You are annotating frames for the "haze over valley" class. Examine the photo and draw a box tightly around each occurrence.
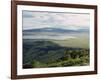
[22,11,90,68]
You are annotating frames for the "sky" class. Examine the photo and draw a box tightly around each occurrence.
[22,10,90,30]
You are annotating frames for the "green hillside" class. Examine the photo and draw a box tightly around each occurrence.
[23,40,89,69]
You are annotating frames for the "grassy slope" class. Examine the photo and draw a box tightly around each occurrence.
[51,37,89,49]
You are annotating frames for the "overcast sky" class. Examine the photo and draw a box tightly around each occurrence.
[22,11,90,30]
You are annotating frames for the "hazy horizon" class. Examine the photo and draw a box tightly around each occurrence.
[22,11,90,40]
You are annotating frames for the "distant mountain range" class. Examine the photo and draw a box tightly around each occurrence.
[23,28,89,33]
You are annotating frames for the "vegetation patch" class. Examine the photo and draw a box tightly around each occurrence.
[23,40,89,69]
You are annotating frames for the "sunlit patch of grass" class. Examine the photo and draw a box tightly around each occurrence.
[51,37,89,49]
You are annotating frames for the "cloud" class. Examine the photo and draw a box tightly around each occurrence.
[22,11,90,30]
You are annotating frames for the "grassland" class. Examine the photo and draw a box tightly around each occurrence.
[52,36,89,49]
